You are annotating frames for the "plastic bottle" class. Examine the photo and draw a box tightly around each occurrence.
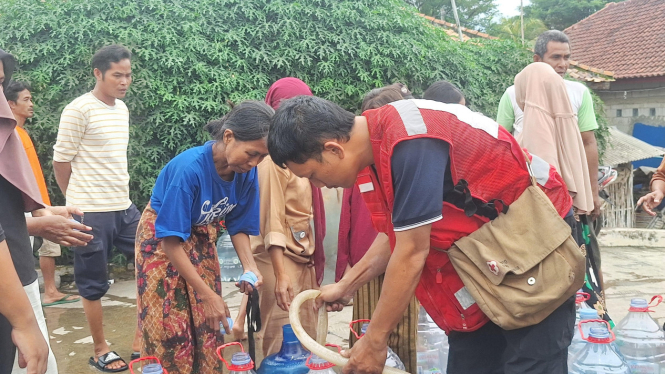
[574,291,592,326]
[217,232,243,282]
[569,308,621,361]
[354,320,406,370]
[417,305,448,374]
[569,322,631,374]
[257,324,310,374]
[614,297,665,373]
[217,341,257,374]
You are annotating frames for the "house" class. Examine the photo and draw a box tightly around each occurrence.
[565,0,665,134]
[419,13,616,85]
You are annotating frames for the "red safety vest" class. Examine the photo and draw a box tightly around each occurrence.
[357,100,572,333]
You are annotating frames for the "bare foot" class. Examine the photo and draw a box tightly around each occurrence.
[42,291,80,305]
[93,345,127,371]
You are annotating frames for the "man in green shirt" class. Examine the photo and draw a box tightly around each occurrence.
[496,30,602,219]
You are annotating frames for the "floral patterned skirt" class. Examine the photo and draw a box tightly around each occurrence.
[135,204,223,374]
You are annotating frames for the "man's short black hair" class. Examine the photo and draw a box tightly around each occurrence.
[268,96,355,167]
[92,45,131,75]
[4,81,31,102]
[423,80,465,104]
[534,30,569,58]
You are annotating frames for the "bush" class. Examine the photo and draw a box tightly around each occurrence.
[0,0,605,208]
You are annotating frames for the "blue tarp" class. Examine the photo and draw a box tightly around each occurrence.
[632,123,665,168]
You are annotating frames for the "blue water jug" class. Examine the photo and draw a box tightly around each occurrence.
[257,324,310,374]
[614,296,665,373]
[217,232,243,282]
[569,321,631,374]
[217,341,257,374]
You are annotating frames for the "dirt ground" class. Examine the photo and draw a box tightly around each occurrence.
[36,245,665,373]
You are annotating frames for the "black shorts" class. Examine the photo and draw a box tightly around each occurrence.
[72,204,141,301]
[447,296,575,374]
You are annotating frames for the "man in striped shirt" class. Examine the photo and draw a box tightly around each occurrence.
[53,45,138,373]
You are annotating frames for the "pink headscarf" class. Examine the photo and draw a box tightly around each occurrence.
[265,77,313,110]
[265,78,326,286]
[0,91,44,211]
[515,62,594,213]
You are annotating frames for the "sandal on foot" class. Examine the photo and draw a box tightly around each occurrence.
[42,294,80,307]
[89,351,128,373]
[130,352,140,361]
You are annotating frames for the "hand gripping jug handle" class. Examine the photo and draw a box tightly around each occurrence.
[289,289,408,374]
[129,356,168,374]
[578,319,615,343]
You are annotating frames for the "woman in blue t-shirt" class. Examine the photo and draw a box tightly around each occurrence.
[135,101,272,374]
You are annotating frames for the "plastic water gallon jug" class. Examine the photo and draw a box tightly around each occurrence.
[614,296,665,373]
[417,305,448,374]
[351,320,406,370]
[569,308,604,359]
[217,342,257,374]
[129,356,168,374]
[575,291,592,326]
[305,345,339,374]
[217,232,243,282]
[257,324,310,374]
[569,321,631,374]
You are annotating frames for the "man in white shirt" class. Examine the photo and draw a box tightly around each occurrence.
[496,30,602,219]
[53,45,138,373]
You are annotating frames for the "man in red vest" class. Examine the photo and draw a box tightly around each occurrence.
[268,96,576,374]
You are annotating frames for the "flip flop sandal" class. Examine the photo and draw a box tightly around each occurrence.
[130,352,140,361]
[89,351,128,373]
[42,295,80,307]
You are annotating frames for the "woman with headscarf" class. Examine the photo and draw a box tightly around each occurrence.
[514,62,610,323]
[135,101,270,374]
[235,77,325,357]
[1,49,93,374]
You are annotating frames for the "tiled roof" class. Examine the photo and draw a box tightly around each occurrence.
[603,127,664,166]
[567,60,615,83]
[418,13,614,83]
[564,0,665,79]
[418,14,498,41]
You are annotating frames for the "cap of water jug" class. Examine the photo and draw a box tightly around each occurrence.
[579,320,615,344]
[576,291,590,304]
[588,327,612,343]
[306,354,335,370]
[231,352,252,366]
[142,364,164,374]
[630,298,649,309]
[216,342,255,371]
[579,309,600,320]
[627,295,663,312]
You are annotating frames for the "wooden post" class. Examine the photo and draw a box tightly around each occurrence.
[450,0,464,42]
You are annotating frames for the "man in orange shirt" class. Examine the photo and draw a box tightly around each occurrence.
[5,81,80,307]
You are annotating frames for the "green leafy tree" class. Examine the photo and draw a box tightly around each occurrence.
[0,0,604,211]
[488,17,548,47]
[406,0,499,31]
[525,0,613,30]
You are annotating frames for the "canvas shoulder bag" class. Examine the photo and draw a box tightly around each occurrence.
[445,156,585,330]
